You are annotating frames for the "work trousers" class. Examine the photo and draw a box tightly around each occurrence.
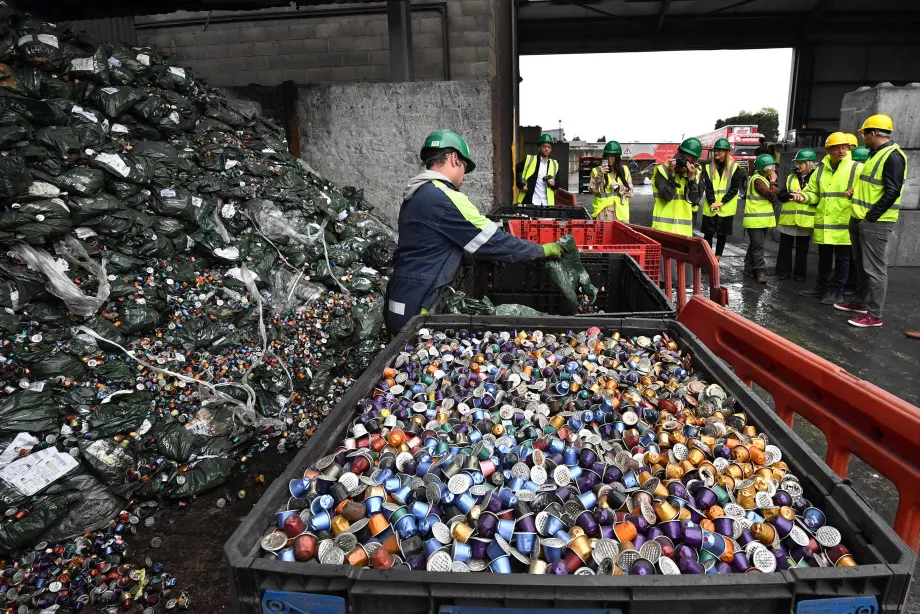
[702,230,728,257]
[851,217,894,318]
[815,244,850,297]
[743,228,768,274]
[775,234,810,279]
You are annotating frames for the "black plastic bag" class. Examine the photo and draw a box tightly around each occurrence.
[0,491,81,554]
[166,456,236,499]
[0,156,30,198]
[0,198,72,244]
[0,391,64,434]
[88,391,153,438]
[117,304,161,334]
[88,85,142,118]
[52,167,105,197]
[544,234,599,314]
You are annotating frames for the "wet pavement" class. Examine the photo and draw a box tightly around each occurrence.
[578,188,919,610]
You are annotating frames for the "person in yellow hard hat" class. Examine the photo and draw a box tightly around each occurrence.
[793,132,857,305]
[844,133,859,151]
[833,114,908,328]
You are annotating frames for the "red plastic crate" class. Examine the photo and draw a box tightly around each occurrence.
[507,219,661,282]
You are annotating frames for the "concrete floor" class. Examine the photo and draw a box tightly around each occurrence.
[577,187,920,610]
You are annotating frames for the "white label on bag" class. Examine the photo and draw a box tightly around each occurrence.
[17,35,32,46]
[0,433,39,468]
[74,227,97,239]
[72,105,99,123]
[224,159,238,170]
[95,152,130,177]
[28,182,60,197]
[214,246,240,260]
[221,202,236,218]
[168,111,181,124]
[111,123,129,134]
[107,56,122,67]
[168,66,186,78]
[159,188,177,198]
[36,34,58,48]
[0,447,78,496]
[70,56,96,72]
[136,53,150,66]
[101,86,119,94]
[191,196,203,208]
[262,148,276,154]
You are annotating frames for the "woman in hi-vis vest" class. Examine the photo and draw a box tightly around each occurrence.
[589,140,633,222]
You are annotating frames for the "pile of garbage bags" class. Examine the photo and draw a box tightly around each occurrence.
[0,3,396,582]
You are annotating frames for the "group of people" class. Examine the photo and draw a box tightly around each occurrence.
[385,118,908,335]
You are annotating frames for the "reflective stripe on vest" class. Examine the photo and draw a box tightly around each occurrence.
[743,174,776,229]
[518,155,558,205]
[651,163,694,237]
[851,143,907,222]
[810,156,858,244]
[702,160,739,218]
[591,165,631,222]
[779,173,817,229]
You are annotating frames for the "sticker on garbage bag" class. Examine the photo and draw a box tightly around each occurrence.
[0,433,40,469]
[168,66,186,78]
[159,188,177,198]
[191,196,203,208]
[28,182,60,198]
[220,202,236,218]
[214,247,240,260]
[168,111,181,125]
[36,34,59,48]
[74,227,97,239]
[107,56,122,67]
[70,56,98,72]
[111,123,129,134]
[95,153,130,178]
[225,159,239,170]
[0,447,78,496]
[136,53,150,66]
[100,87,119,94]
[71,105,99,123]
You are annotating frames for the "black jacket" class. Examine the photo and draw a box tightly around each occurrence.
[701,160,746,205]
[865,140,907,222]
[515,155,558,205]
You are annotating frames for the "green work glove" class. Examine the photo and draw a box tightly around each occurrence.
[542,242,564,259]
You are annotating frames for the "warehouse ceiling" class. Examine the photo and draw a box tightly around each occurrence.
[14,0,380,21]
[518,0,920,53]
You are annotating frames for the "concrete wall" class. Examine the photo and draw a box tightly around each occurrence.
[297,80,494,223]
[840,83,920,266]
[133,0,495,87]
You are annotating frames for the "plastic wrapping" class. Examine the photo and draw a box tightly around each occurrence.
[10,235,110,317]
[544,233,599,314]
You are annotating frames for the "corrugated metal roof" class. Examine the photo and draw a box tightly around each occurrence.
[61,16,138,46]
[17,0,381,21]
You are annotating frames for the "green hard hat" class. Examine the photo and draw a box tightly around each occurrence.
[539,133,554,145]
[603,140,622,156]
[713,138,731,151]
[794,148,817,163]
[678,137,703,158]
[421,129,476,172]
[754,153,777,171]
[851,146,870,162]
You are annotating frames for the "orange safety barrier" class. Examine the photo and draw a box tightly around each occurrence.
[678,295,920,552]
[628,224,729,311]
[553,189,578,207]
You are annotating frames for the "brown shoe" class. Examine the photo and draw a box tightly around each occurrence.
[756,271,767,284]
[906,331,920,340]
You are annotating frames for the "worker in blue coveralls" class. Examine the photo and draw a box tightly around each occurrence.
[385,129,565,334]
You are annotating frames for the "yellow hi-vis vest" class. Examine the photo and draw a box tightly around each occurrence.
[851,143,907,222]
[651,163,695,237]
[744,173,777,229]
[701,159,739,218]
[590,164,631,222]
[517,154,559,206]
[803,154,858,244]
[778,172,816,229]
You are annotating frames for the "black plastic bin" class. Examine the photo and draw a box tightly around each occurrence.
[488,203,591,222]
[468,253,674,317]
[224,315,915,614]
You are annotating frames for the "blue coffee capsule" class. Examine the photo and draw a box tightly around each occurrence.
[498,488,518,508]
[579,491,597,510]
[365,496,384,516]
[516,532,536,554]
[486,539,506,561]
[375,468,394,484]
[497,519,515,542]
[507,476,525,492]
[803,507,826,530]
[416,460,433,476]
[289,477,311,498]
[382,477,402,492]
[548,438,565,454]
[278,547,296,562]
[569,466,583,480]
[424,537,443,558]
[310,510,331,532]
[455,492,475,514]
[621,470,639,489]
[410,501,431,520]
[394,514,418,539]
[489,555,511,574]
[542,539,564,563]
[452,541,472,563]
[563,447,578,467]
[310,495,334,514]
[392,485,412,503]
[746,510,765,525]
[543,515,564,536]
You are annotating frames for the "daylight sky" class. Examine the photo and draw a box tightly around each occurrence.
[520,48,793,143]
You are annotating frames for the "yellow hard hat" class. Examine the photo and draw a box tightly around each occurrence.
[858,114,893,133]
[825,132,849,148]
[844,133,858,147]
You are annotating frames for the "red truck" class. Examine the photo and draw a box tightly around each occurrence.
[697,124,764,171]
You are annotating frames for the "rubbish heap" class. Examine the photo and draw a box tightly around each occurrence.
[264,326,855,574]
[0,6,395,610]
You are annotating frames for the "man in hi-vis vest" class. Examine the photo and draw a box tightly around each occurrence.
[516,134,559,207]
[832,114,908,328]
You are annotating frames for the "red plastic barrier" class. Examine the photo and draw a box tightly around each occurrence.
[678,295,920,552]
[507,220,661,282]
[554,189,577,207]
[628,224,729,311]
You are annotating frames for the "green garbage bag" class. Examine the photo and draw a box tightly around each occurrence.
[0,156,31,198]
[53,167,106,197]
[0,491,81,553]
[0,391,64,434]
[88,391,153,438]
[117,304,161,335]
[544,233,598,315]
[166,456,236,499]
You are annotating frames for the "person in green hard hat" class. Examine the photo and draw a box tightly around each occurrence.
[651,137,703,237]
[589,140,633,222]
[775,148,817,281]
[516,133,559,207]
[385,130,566,334]
[699,137,745,261]
[743,153,780,283]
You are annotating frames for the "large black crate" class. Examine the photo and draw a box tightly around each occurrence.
[469,253,674,317]
[488,203,591,222]
[224,315,914,614]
